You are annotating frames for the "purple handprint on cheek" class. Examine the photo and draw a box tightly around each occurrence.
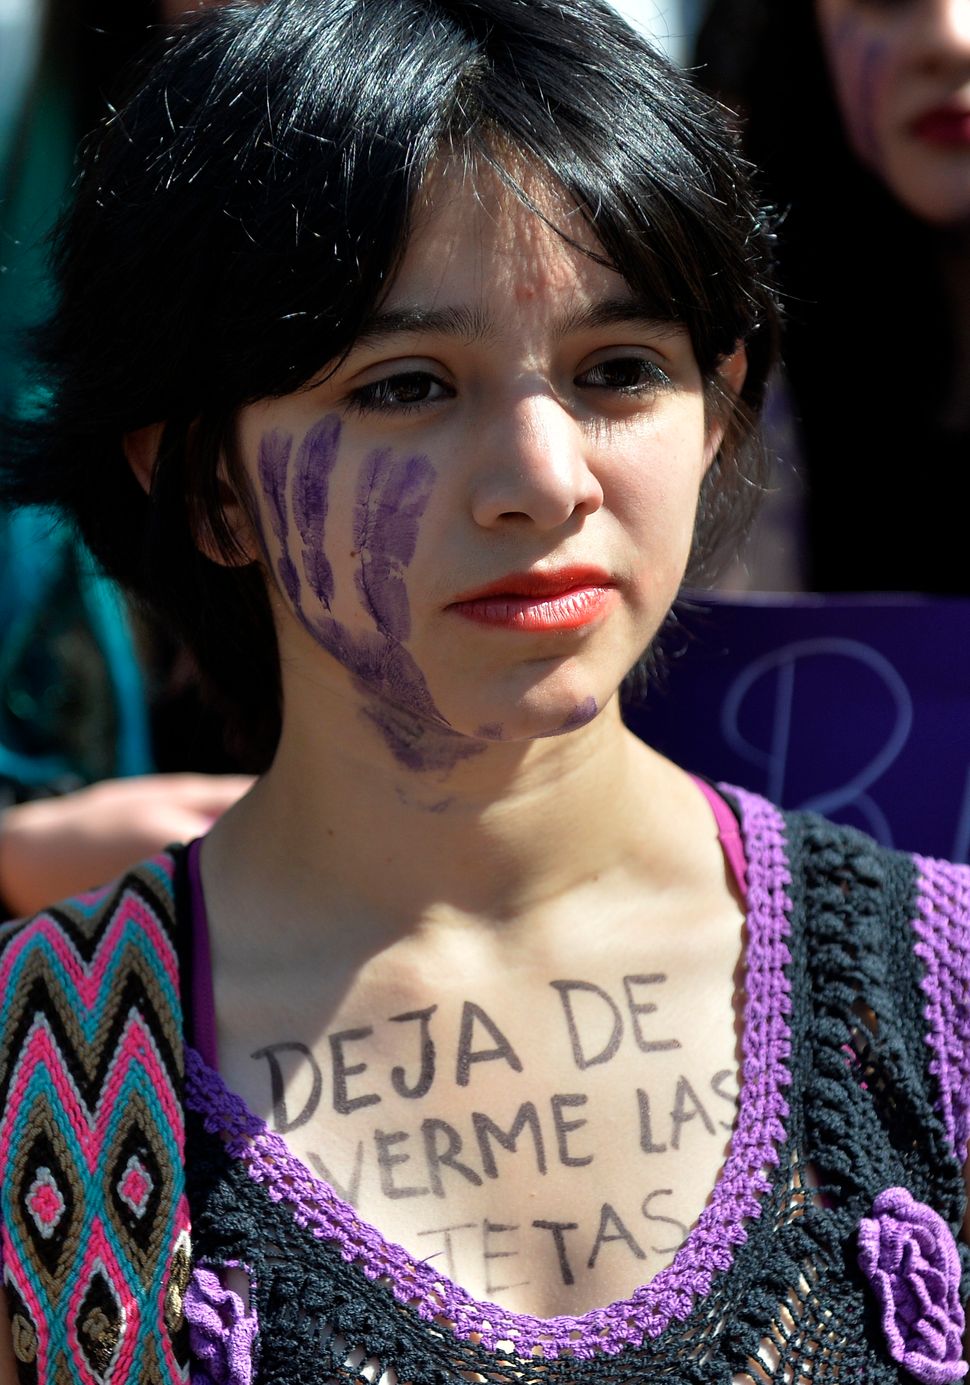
[828,16,891,169]
[256,430,300,607]
[258,416,483,773]
[257,417,342,611]
[292,414,340,609]
[353,446,436,641]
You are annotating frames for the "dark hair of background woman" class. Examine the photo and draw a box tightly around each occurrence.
[696,0,964,594]
[2,0,778,766]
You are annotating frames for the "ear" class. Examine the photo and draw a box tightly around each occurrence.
[122,421,259,567]
[704,343,748,468]
[203,466,262,567]
[123,422,165,494]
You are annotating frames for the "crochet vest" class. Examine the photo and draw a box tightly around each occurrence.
[1,793,969,1383]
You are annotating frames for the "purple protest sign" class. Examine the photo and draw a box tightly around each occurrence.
[624,594,970,861]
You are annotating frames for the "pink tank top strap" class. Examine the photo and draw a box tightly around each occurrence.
[689,773,748,901]
[186,780,748,1079]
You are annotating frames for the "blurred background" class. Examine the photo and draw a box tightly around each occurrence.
[0,0,252,916]
[607,0,710,64]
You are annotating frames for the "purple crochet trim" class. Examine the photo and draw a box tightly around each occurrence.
[184,1263,258,1385]
[858,1186,967,1384]
[183,786,793,1359]
[910,857,970,1159]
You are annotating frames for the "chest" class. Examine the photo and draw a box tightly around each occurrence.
[179,812,963,1383]
[214,937,742,1318]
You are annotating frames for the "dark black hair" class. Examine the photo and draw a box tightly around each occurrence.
[3,1,179,198]
[4,0,778,764]
[696,0,963,593]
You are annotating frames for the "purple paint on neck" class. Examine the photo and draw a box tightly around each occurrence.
[557,696,598,732]
[256,430,300,606]
[302,601,480,774]
[362,702,485,774]
[477,723,504,740]
[353,446,436,641]
[309,619,439,720]
[292,415,341,609]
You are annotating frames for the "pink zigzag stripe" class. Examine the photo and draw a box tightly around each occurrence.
[1,1014,182,1180]
[1,852,187,1376]
[1,1020,92,1165]
[97,1013,185,1147]
[67,1221,140,1384]
[71,852,176,915]
[64,880,121,914]
[0,894,180,1011]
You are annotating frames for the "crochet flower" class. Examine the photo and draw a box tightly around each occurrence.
[858,1187,967,1385]
[183,1265,257,1385]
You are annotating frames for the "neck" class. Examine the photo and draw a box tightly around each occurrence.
[206,694,696,940]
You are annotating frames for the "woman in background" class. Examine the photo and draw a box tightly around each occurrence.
[697,0,970,592]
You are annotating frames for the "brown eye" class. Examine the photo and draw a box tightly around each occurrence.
[348,371,453,413]
[576,356,672,392]
[381,374,435,404]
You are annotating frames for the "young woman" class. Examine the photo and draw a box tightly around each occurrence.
[0,2,967,1382]
[696,0,970,592]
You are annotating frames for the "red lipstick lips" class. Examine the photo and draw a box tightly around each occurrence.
[913,105,970,146]
[448,566,617,632]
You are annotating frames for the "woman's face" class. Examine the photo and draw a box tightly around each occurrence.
[236,167,735,770]
[816,0,970,225]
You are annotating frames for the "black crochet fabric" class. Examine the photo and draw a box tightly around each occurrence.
[183,809,970,1384]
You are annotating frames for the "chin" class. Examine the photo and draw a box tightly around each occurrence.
[897,191,970,226]
[441,687,608,746]
[427,639,641,747]
[886,157,970,226]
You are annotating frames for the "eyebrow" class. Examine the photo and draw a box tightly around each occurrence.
[353,296,677,348]
[354,304,496,346]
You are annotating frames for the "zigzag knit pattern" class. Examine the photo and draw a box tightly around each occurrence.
[0,855,191,1384]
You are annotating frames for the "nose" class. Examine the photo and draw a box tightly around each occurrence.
[469,392,605,531]
[914,0,970,71]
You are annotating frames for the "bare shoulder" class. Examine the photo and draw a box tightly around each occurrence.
[0,1289,18,1384]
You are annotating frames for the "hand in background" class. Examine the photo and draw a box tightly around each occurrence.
[0,773,253,917]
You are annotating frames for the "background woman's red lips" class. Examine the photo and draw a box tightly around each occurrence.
[913,107,970,144]
[450,566,614,603]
